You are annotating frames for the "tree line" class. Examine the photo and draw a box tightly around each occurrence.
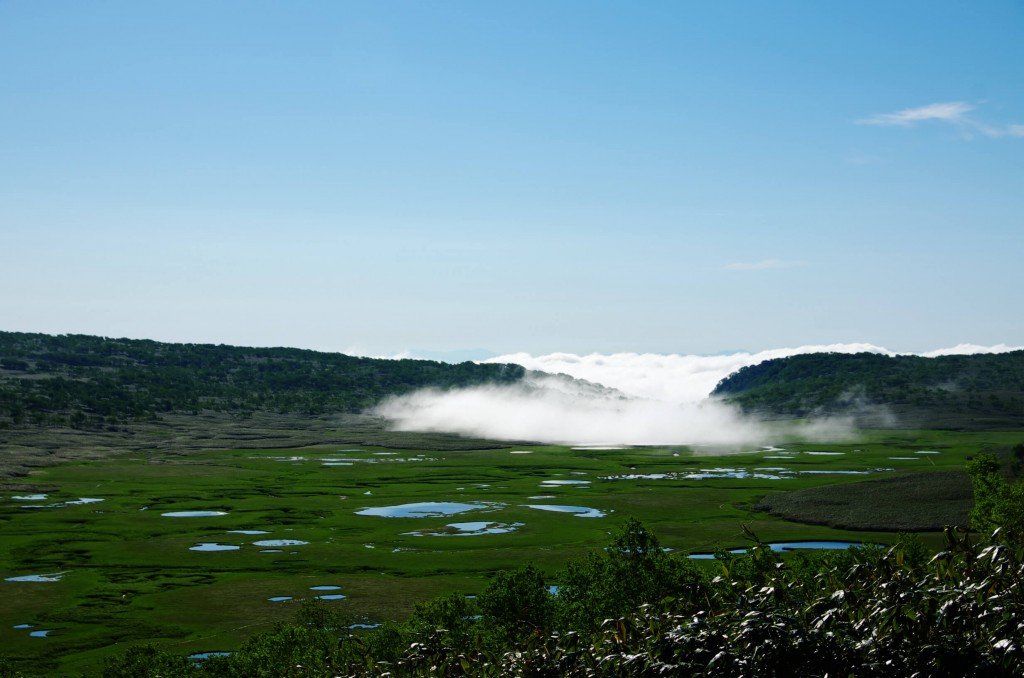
[713,351,1024,429]
[0,332,525,429]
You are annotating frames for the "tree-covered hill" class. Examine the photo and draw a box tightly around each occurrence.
[712,351,1024,429]
[0,331,525,430]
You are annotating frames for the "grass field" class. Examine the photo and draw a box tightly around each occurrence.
[2,428,1021,675]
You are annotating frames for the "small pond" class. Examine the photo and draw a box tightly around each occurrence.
[5,572,67,583]
[310,585,341,591]
[228,530,269,535]
[29,630,52,638]
[688,540,877,559]
[268,596,293,603]
[539,480,590,487]
[162,510,228,518]
[190,543,240,552]
[317,594,346,601]
[252,539,308,547]
[523,504,605,518]
[404,521,523,537]
[356,501,497,518]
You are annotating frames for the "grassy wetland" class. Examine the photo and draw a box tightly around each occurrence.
[2,427,1018,675]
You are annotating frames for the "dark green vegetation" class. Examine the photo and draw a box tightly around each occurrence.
[2,429,1022,675]
[714,350,1024,429]
[755,471,972,531]
[0,331,524,427]
[0,332,524,478]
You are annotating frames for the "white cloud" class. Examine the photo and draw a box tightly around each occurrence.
[858,101,973,126]
[485,344,892,403]
[858,101,1023,138]
[374,373,852,447]
[373,343,1021,446]
[722,259,804,271]
[919,343,1023,358]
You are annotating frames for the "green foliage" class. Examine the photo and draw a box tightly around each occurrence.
[102,645,192,677]
[966,452,1024,544]
[0,331,525,426]
[221,624,339,677]
[478,564,552,643]
[104,520,1024,676]
[713,350,1024,428]
[557,517,707,631]
[407,593,477,649]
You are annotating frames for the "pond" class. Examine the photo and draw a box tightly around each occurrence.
[268,596,292,603]
[688,540,877,559]
[189,543,240,552]
[317,594,346,601]
[310,585,341,591]
[252,539,308,547]
[539,480,590,487]
[5,572,67,583]
[228,530,269,535]
[29,630,52,638]
[356,501,497,518]
[523,504,606,518]
[162,510,228,518]
[404,521,523,537]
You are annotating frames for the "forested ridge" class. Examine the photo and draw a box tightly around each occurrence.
[713,351,1024,429]
[0,332,525,430]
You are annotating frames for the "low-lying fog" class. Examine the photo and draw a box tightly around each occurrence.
[373,343,1020,447]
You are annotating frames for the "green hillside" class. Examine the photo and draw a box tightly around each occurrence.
[0,331,525,431]
[713,351,1024,429]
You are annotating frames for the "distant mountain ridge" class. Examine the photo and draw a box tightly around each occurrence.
[712,350,1024,429]
[0,331,525,430]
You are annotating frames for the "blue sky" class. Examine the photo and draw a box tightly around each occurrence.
[2,2,1022,357]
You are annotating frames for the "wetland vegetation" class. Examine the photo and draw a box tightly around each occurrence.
[2,334,1024,675]
[2,428,1022,675]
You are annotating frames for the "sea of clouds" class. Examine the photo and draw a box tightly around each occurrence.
[373,343,1022,447]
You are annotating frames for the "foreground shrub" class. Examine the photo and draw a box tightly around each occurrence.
[104,522,1024,677]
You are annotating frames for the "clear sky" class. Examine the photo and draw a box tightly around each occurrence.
[2,2,1022,358]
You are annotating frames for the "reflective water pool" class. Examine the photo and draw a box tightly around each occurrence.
[162,510,228,518]
[189,543,240,552]
[356,501,497,518]
[688,540,876,559]
[404,521,524,537]
[523,504,605,518]
[5,572,67,583]
[252,539,308,547]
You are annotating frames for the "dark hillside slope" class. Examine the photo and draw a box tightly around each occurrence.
[0,331,525,430]
[713,351,1024,429]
